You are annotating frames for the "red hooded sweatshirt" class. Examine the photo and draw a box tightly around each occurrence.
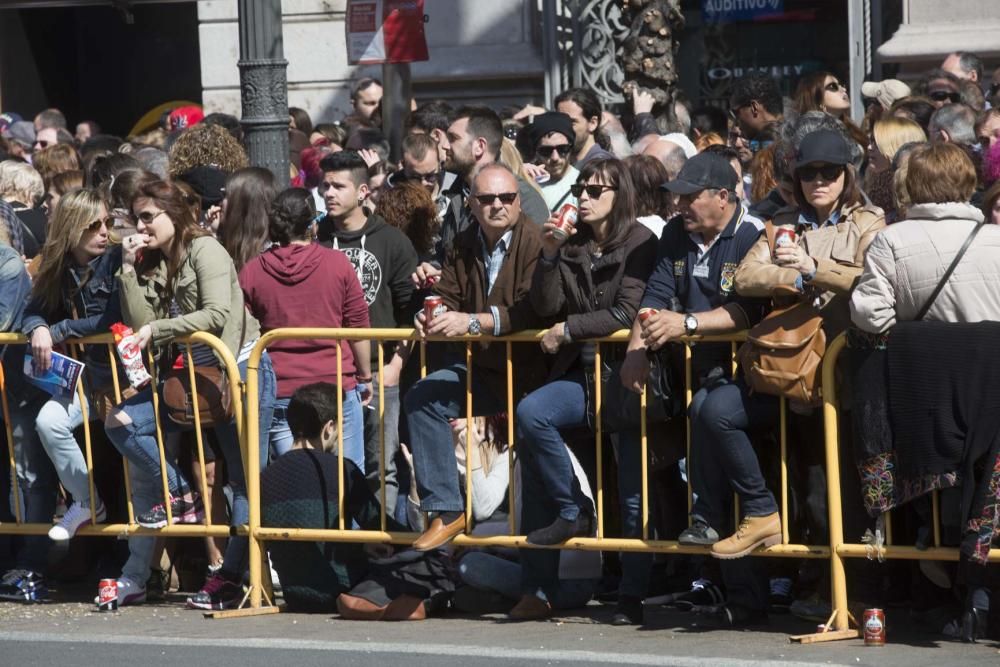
[240,243,370,398]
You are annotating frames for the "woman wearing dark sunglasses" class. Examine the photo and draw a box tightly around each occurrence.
[794,71,867,157]
[22,188,122,543]
[104,178,276,611]
[509,158,658,622]
[688,130,883,593]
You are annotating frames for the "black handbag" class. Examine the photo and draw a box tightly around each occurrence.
[586,346,684,433]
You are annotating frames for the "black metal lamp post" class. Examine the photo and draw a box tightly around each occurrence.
[237,0,289,188]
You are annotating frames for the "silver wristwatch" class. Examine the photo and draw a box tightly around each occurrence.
[468,315,482,335]
[683,313,699,335]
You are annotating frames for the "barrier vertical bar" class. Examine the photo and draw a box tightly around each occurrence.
[186,344,213,528]
[640,382,648,540]
[820,335,851,633]
[684,341,693,516]
[506,340,515,536]
[595,342,603,539]
[245,339,265,609]
[107,343,135,525]
[931,491,941,547]
[464,342,473,533]
[147,348,174,526]
[780,396,789,544]
[76,380,97,524]
[0,364,23,523]
[378,344,386,532]
[337,343,345,531]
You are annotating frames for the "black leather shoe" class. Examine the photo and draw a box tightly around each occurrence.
[526,514,593,546]
[610,594,643,626]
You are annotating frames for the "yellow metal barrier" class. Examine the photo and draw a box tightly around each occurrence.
[244,327,834,625]
[0,332,246,546]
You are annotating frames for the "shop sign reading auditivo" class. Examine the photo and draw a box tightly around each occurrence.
[702,0,784,23]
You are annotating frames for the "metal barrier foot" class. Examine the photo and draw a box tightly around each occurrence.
[204,586,282,619]
[788,609,860,644]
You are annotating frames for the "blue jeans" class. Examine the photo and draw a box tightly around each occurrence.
[106,352,277,578]
[363,372,400,512]
[688,378,779,530]
[403,363,504,513]
[269,388,364,471]
[514,373,593,522]
[460,551,594,610]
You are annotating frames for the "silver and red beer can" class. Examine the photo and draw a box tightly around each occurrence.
[863,608,885,646]
[637,307,658,324]
[423,295,446,325]
[552,203,578,241]
[97,578,118,612]
[774,227,797,249]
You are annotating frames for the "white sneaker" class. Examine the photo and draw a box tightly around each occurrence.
[92,575,146,606]
[49,501,106,541]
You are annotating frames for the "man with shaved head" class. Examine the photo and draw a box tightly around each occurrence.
[405,162,548,551]
[642,136,691,181]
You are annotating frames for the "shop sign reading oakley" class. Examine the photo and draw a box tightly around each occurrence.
[702,0,784,23]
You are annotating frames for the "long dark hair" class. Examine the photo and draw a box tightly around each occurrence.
[219,167,276,271]
[794,71,869,157]
[622,155,670,218]
[133,179,210,301]
[792,164,863,218]
[570,158,637,253]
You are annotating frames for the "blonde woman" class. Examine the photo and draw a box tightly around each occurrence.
[22,188,122,541]
[866,117,927,221]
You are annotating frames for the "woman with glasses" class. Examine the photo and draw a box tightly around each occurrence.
[22,188,122,542]
[794,72,868,155]
[104,178,276,611]
[685,129,884,622]
[510,158,658,621]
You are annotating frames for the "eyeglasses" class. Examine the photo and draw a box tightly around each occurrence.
[473,192,518,206]
[570,183,617,199]
[133,210,166,225]
[929,90,961,104]
[34,140,50,149]
[85,216,114,232]
[797,164,844,182]
[729,104,749,122]
[825,81,845,92]
[404,169,440,184]
[536,144,572,160]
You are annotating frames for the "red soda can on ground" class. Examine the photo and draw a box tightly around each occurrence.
[552,203,578,241]
[97,578,118,612]
[774,227,796,249]
[863,608,885,646]
[423,295,446,326]
[637,307,658,324]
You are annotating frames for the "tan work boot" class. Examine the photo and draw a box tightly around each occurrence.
[711,512,781,560]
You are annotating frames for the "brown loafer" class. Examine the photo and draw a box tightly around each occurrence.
[508,594,551,621]
[413,513,466,551]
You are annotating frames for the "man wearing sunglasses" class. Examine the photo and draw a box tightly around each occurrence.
[406,163,547,552]
[728,72,783,145]
[923,69,964,109]
[527,112,579,213]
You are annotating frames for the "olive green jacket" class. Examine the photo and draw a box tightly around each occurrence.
[118,235,260,363]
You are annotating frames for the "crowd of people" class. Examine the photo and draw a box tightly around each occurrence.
[0,52,999,639]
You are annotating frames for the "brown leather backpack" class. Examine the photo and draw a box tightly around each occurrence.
[737,223,827,406]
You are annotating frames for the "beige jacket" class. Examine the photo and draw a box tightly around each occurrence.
[735,202,885,335]
[850,202,1000,333]
[119,235,260,363]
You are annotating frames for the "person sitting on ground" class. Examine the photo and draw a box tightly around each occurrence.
[262,382,392,613]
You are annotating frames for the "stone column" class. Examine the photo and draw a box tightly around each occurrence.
[238,0,289,188]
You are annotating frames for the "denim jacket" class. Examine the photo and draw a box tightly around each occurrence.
[22,245,123,367]
[0,244,38,401]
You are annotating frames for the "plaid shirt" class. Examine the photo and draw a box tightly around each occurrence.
[480,227,513,336]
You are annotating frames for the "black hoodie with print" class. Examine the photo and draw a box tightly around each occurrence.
[317,212,418,363]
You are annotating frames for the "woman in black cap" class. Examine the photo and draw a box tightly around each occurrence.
[684,128,884,623]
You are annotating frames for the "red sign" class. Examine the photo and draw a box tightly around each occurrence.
[346,0,429,65]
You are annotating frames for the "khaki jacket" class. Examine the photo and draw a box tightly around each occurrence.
[735,202,885,335]
[119,235,260,364]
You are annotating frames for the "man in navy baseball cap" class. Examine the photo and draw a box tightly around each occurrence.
[662,152,739,196]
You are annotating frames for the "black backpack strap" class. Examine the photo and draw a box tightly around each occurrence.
[914,222,984,321]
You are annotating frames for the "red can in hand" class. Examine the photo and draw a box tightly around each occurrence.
[637,307,658,324]
[423,295,446,326]
[552,203,578,241]
[774,227,797,249]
